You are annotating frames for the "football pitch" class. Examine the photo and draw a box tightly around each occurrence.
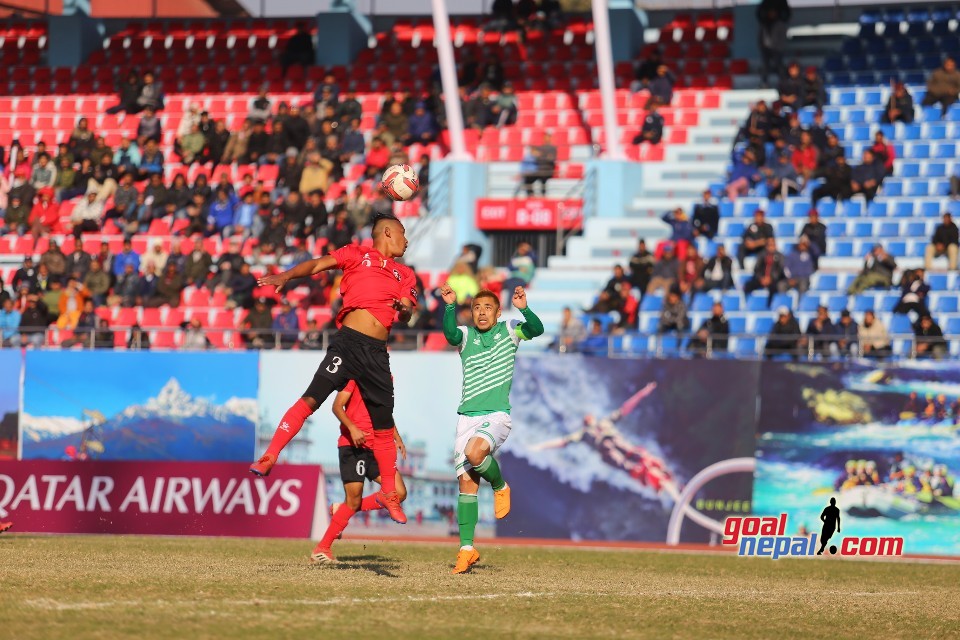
[2,535,958,640]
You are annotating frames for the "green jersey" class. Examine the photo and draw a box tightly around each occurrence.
[443,304,544,416]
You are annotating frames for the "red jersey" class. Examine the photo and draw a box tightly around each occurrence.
[338,380,374,448]
[332,244,418,330]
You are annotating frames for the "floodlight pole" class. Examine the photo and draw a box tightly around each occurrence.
[432,0,472,160]
[592,0,624,160]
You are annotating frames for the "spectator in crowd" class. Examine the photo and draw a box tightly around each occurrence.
[4,194,29,235]
[136,106,162,146]
[206,188,237,238]
[125,323,151,350]
[382,102,410,146]
[647,65,675,107]
[408,102,440,143]
[113,239,141,279]
[137,140,164,180]
[882,81,915,124]
[268,299,300,350]
[821,135,848,171]
[179,317,210,350]
[835,309,859,357]
[30,153,56,190]
[301,319,322,350]
[70,190,104,236]
[364,137,390,180]
[106,71,142,116]
[52,156,76,202]
[799,209,827,259]
[802,304,835,357]
[39,240,66,281]
[578,319,608,356]
[29,188,59,240]
[178,124,206,165]
[281,22,315,74]
[792,131,819,183]
[150,263,184,308]
[777,61,803,111]
[914,313,948,359]
[56,278,88,329]
[183,241,213,288]
[701,245,735,293]
[737,101,770,154]
[115,137,140,175]
[314,73,340,111]
[19,294,47,347]
[924,212,959,271]
[688,301,730,355]
[494,82,519,127]
[629,239,655,295]
[744,237,786,305]
[801,65,826,109]
[692,190,719,240]
[646,243,679,295]
[299,152,333,195]
[737,208,774,268]
[848,244,898,294]
[657,288,688,333]
[850,149,885,202]
[134,71,163,112]
[326,209,356,250]
[69,117,96,160]
[339,118,366,159]
[91,317,114,349]
[782,235,818,295]
[222,120,252,165]
[859,310,891,358]
[114,263,141,307]
[83,260,110,306]
[61,300,97,347]
[587,265,629,313]
[554,306,587,353]
[661,207,695,248]
[241,297,273,349]
[726,148,762,200]
[65,245,92,281]
[922,57,960,117]
[503,241,536,307]
[757,0,791,86]
[632,103,664,145]
[764,306,801,359]
[811,154,852,206]
[227,262,257,310]
[677,244,705,299]
[0,298,21,347]
[893,268,930,317]
[764,148,800,199]
[631,48,664,92]
[521,133,557,197]
[446,262,480,304]
[870,131,896,177]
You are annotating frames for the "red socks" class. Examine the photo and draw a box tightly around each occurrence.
[359,495,381,511]
[372,429,397,494]
[265,398,315,460]
[318,504,356,549]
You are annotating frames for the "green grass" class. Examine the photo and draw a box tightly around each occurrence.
[1,535,958,639]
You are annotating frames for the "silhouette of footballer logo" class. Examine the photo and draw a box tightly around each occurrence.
[816,497,841,556]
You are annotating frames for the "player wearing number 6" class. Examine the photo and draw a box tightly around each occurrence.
[251,214,416,525]
[440,285,544,574]
[312,380,408,563]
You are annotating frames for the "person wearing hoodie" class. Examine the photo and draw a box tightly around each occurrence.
[407,102,439,144]
[206,188,238,237]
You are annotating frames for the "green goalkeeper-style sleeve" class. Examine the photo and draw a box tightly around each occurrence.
[443,303,464,346]
[516,306,545,340]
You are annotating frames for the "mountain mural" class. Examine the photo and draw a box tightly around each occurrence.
[22,378,257,462]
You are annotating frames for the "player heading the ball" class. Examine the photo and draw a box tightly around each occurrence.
[251,214,417,525]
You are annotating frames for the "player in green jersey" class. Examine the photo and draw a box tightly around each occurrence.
[439,284,544,574]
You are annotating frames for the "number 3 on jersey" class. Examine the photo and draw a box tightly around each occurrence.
[326,356,343,374]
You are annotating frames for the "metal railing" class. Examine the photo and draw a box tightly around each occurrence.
[3,328,955,361]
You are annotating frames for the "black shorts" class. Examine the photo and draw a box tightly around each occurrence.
[302,326,395,430]
[338,446,380,484]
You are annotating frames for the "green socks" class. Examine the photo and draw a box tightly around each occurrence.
[457,493,479,548]
[474,455,506,491]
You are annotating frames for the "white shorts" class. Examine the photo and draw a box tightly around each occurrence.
[454,412,512,478]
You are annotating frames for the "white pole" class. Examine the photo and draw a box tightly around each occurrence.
[431,0,471,160]
[591,0,624,160]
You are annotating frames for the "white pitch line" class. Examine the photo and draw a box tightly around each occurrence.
[23,592,558,612]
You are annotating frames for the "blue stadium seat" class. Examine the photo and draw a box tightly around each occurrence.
[725,221,745,237]
[722,293,742,312]
[853,294,875,311]
[800,295,822,312]
[692,294,713,312]
[753,317,774,334]
[890,314,914,334]
[826,221,846,238]
[852,222,873,238]
[834,241,854,257]
[867,201,888,217]
[878,221,899,237]
[925,162,947,178]
[777,221,796,237]
[879,293,900,312]
[660,335,682,356]
[815,274,838,292]
[862,89,882,106]
[910,143,931,158]
[887,240,907,257]
[640,295,663,312]
[929,274,949,290]
[884,181,904,196]
[791,201,811,218]
[936,296,958,313]
[837,91,858,106]
[900,162,921,178]
[816,201,836,217]
[922,106,942,122]
[904,221,926,237]
[936,143,957,158]
[926,123,948,139]
[726,316,746,335]
[719,201,734,218]
[842,200,863,217]
[946,317,960,335]
[643,315,659,333]
[907,181,929,197]
[921,201,943,217]
[860,9,882,24]
[766,200,785,218]
[893,201,915,217]
[901,124,923,141]
[628,334,651,355]
[747,293,771,311]
[854,72,877,85]
[904,72,925,84]
[846,57,868,72]
[827,295,848,312]
[735,337,758,357]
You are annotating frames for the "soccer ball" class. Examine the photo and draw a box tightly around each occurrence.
[380,164,420,201]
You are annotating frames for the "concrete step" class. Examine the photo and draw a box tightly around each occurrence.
[720,89,777,111]
[566,237,656,259]
[665,145,731,164]
[689,126,740,145]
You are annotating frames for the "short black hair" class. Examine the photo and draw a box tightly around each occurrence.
[372,214,401,237]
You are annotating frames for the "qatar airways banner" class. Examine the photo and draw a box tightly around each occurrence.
[0,460,329,539]
[475,198,584,231]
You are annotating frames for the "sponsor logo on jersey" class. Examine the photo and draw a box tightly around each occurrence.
[393,269,401,281]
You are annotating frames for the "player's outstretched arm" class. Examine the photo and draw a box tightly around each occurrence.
[257,255,339,294]
[513,287,544,340]
[439,284,464,346]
